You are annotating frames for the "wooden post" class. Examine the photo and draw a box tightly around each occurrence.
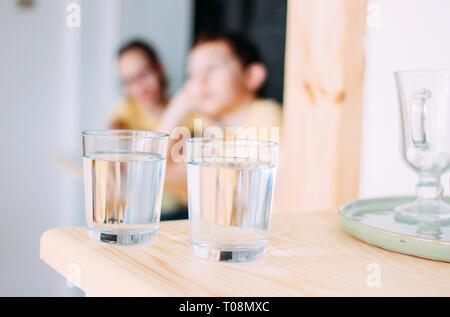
[276,0,367,213]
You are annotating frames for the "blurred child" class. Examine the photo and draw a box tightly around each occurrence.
[110,40,167,130]
[157,32,282,193]
[157,32,282,140]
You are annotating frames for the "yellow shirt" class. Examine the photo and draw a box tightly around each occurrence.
[245,98,282,141]
[109,98,282,138]
[109,99,159,130]
[195,98,282,226]
[109,99,193,213]
[108,98,282,215]
[213,98,282,142]
[246,99,282,130]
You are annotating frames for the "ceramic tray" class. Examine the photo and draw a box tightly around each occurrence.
[339,196,450,262]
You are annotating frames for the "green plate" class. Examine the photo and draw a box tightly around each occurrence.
[339,196,450,262]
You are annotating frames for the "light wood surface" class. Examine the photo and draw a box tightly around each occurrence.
[40,211,450,296]
[277,0,366,213]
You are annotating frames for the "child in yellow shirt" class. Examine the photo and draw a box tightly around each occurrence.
[156,32,282,192]
[158,32,281,140]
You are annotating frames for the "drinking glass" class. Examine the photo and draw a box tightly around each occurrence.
[82,130,168,245]
[186,138,279,261]
[395,70,450,224]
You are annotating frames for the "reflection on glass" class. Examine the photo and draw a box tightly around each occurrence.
[186,138,279,261]
[82,130,168,245]
[394,70,450,225]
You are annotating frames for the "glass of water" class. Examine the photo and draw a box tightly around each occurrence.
[186,138,279,261]
[82,130,168,245]
[395,70,450,225]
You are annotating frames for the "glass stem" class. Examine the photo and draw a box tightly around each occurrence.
[416,174,443,201]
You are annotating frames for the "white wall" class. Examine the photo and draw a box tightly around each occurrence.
[118,0,194,96]
[0,0,80,296]
[360,0,450,198]
[78,0,121,130]
[0,0,193,296]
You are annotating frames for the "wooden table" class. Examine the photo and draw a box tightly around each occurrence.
[40,211,450,296]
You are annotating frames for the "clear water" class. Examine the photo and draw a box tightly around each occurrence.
[83,152,166,239]
[187,159,277,252]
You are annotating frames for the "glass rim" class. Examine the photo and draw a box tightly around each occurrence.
[394,69,450,76]
[186,137,280,148]
[81,129,169,139]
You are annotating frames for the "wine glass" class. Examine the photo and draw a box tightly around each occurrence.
[394,70,450,225]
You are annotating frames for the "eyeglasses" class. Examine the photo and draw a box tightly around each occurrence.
[187,59,236,80]
[122,67,157,87]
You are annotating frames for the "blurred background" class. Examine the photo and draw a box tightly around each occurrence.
[0,0,450,296]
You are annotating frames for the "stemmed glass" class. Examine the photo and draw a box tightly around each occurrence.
[395,70,450,225]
